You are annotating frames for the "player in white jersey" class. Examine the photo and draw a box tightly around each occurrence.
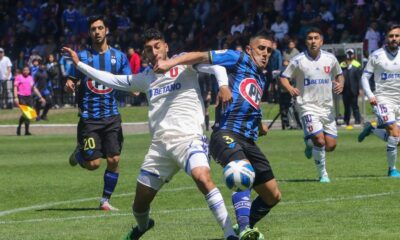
[63,28,238,240]
[280,28,344,183]
[358,24,400,178]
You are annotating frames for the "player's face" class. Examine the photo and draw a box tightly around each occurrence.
[387,28,400,49]
[144,39,169,65]
[246,38,273,69]
[306,32,323,52]
[89,20,107,44]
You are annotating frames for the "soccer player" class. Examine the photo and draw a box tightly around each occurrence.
[65,15,132,211]
[358,24,400,177]
[280,27,344,183]
[63,28,238,240]
[154,33,281,240]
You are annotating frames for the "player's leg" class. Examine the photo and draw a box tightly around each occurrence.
[178,136,236,239]
[100,116,124,210]
[385,122,400,177]
[244,143,281,234]
[209,131,261,239]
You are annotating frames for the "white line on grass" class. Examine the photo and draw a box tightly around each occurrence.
[1,190,399,224]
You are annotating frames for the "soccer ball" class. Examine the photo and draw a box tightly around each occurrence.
[223,160,255,192]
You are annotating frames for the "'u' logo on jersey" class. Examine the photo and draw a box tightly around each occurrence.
[170,67,179,77]
[239,78,262,109]
[87,78,112,94]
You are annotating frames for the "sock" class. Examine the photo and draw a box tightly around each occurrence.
[313,146,327,178]
[387,136,399,170]
[102,170,119,199]
[232,189,251,232]
[249,196,273,228]
[372,128,388,141]
[205,115,210,130]
[205,188,235,238]
[133,208,150,232]
[305,138,313,147]
[74,151,86,168]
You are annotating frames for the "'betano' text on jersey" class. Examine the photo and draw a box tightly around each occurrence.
[363,47,400,104]
[70,47,131,119]
[210,50,267,141]
[281,50,342,114]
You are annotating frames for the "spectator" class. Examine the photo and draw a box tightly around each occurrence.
[271,14,288,43]
[194,0,211,27]
[0,47,13,109]
[230,16,245,35]
[283,38,300,61]
[364,21,382,56]
[34,61,52,121]
[46,54,62,108]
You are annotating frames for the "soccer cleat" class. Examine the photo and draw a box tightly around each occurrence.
[388,168,400,178]
[358,122,373,142]
[239,226,263,240]
[319,176,331,183]
[99,201,119,211]
[304,144,312,159]
[68,147,79,167]
[125,218,155,240]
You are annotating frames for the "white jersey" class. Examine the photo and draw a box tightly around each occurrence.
[282,50,342,114]
[77,62,213,140]
[362,47,400,104]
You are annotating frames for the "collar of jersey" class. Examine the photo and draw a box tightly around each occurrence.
[305,50,321,61]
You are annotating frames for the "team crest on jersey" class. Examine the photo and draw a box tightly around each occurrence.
[87,79,112,94]
[323,66,331,73]
[111,56,117,65]
[239,78,262,109]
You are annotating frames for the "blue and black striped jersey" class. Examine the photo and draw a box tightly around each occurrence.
[210,50,268,141]
[70,47,131,119]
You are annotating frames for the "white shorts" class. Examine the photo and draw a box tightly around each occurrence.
[373,102,400,126]
[300,109,337,139]
[139,135,210,185]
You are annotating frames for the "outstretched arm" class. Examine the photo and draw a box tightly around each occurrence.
[154,52,210,73]
[361,71,376,105]
[62,47,152,92]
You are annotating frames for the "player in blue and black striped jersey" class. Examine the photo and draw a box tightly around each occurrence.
[155,34,281,240]
[64,15,131,211]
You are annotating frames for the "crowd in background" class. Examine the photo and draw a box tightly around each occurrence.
[0,0,399,124]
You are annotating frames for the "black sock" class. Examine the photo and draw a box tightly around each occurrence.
[249,196,274,228]
[205,115,209,130]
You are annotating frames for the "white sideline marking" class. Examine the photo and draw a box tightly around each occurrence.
[0,190,399,224]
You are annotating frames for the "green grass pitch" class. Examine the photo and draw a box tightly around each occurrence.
[1,130,399,239]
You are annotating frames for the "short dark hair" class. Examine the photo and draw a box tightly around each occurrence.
[143,28,165,43]
[306,27,323,37]
[249,33,273,43]
[387,23,400,34]
[87,15,108,28]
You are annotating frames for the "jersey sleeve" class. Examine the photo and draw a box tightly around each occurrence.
[121,54,132,75]
[363,54,375,74]
[76,61,153,92]
[281,59,298,79]
[209,49,241,68]
[331,58,342,77]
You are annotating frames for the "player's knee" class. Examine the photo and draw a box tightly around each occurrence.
[85,159,101,170]
[272,190,282,205]
[107,155,120,168]
[191,167,215,193]
[326,144,336,152]
[313,138,325,147]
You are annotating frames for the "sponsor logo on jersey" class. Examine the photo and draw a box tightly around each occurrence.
[239,78,262,109]
[304,78,330,86]
[149,82,182,98]
[381,72,400,81]
[323,66,331,73]
[87,79,113,94]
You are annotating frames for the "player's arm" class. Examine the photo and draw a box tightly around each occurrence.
[258,121,269,136]
[154,52,209,73]
[332,59,344,94]
[32,85,46,105]
[361,57,376,105]
[280,60,300,96]
[196,63,232,105]
[62,47,152,92]
[13,84,19,106]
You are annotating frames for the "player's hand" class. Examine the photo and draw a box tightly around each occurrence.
[62,47,80,65]
[369,96,377,106]
[215,85,232,109]
[206,92,211,102]
[259,122,269,136]
[64,79,75,92]
[333,80,344,94]
[153,59,173,73]
[39,97,46,106]
[288,86,300,97]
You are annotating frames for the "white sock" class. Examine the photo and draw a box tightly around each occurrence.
[387,136,399,170]
[306,138,313,147]
[205,188,235,238]
[313,146,328,177]
[133,208,150,232]
[372,128,388,141]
